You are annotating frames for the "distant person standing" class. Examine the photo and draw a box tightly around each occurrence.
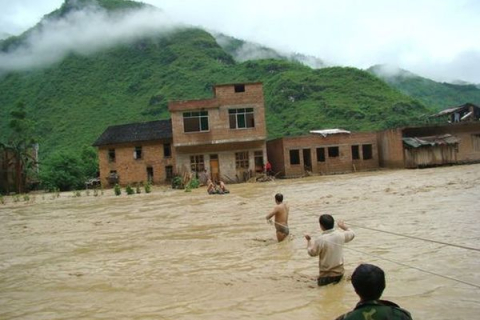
[305,214,354,286]
[265,161,272,176]
[335,263,413,320]
[265,193,290,242]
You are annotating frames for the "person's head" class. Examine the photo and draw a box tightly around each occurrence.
[319,214,334,230]
[351,264,386,301]
[275,193,283,203]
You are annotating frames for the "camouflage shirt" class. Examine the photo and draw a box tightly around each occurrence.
[335,299,413,320]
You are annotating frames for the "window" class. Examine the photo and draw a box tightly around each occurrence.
[290,149,300,165]
[235,151,249,169]
[108,149,116,163]
[234,84,245,93]
[134,146,142,160]
[165,165,173,180]
[362,144,373,160]
[190,155,205,172]
[229,108,255,129]
[163,143,171,158]
[183,111,209,132]
[328,146,339,158]
[473,134,480,152]
[351,145,360,160]
[316,147,325,162]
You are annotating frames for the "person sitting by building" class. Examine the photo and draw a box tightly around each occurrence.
[207,179,216,194]
[305,214,355,286]
[335,263,413,320]
[217,180,229,194]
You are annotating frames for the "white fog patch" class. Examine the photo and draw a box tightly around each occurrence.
[0,5,182,73]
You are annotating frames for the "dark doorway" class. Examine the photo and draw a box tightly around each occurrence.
[147,167,154,182]
[303,149,312,171]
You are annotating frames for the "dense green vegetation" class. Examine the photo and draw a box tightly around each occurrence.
[368,65,480,110]
[0,0,436,170]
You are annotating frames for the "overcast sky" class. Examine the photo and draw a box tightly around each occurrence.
[1,0,479,83]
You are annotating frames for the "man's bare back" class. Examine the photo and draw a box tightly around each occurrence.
[266,193,290,242]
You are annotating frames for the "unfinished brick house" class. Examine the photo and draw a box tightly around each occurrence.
[168,83,267,183]
[377,122,480,169]
[93,120,174,186]
[267,129,379,177]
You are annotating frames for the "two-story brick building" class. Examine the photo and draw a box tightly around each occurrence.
[168,83,267,183]
[93,83,267,186]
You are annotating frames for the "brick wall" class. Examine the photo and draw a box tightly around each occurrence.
[97,140,174,187]
[376,128,404,168]
[168,83,266,148]
[267,132,379,177]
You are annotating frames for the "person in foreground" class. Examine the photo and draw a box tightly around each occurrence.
[265,193,289,242]
[305,214,354,286]
[335,263,413,320]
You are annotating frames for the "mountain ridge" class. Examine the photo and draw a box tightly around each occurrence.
[0,0,445,162]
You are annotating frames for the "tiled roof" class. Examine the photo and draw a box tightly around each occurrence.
[92,119,172,146]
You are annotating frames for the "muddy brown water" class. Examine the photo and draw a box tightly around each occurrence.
[1,164,479,320]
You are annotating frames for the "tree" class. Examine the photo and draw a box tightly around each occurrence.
[39,151,86,191]
[0,102,37,194]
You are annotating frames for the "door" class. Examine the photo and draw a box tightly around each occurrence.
[146,166,154,182]
[303,149,312,171]
[210,154,220,182]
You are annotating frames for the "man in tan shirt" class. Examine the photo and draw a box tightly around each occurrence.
[266,193,290,242]
[305,214,355,286]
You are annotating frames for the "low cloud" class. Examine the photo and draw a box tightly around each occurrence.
[0,4,181,73]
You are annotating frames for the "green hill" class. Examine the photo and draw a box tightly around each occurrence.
[0,0,432,162]
[368,65,480,110]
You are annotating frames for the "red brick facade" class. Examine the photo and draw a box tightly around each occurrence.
[168,83,267,183]
[97,140,174,187]
[267,132,379,177]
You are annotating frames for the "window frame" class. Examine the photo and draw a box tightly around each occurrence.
[316,147,325,162]
[183,111,209,133]
[362,144,373,160]
[108,148,116,163]
[229,108,255,129]
[289,149,300,165]
[134,146,142,160]
[235,151,249,169]
[328,146,339,158]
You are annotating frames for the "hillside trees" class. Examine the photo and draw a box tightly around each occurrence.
[0,102,38,194]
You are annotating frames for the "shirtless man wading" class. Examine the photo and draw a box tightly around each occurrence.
[265,193,290,242]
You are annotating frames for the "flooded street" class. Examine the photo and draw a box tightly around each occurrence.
[1,164,479,320]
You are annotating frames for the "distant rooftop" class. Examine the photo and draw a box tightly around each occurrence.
[309,129,351,137]
[93,119,172,146]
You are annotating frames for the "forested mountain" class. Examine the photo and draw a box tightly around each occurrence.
[368,65,480,110]
[1,0,434,161]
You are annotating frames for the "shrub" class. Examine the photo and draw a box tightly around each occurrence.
[135,183,141,194]
[172,176,184,189]
[187,178,200,189]
[114,184,121,196]
[126,184,134,195]
[0,195,5,205]
[144,181,151,193]
[93,188,99,197]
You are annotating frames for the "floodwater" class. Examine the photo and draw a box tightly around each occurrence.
[1,164,479,320]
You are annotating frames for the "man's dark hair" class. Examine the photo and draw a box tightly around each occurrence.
[319,214,334,230]
[275,193,283,203]
[351,264,386,301]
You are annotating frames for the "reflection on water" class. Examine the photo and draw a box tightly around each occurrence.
[1,164,480,319]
